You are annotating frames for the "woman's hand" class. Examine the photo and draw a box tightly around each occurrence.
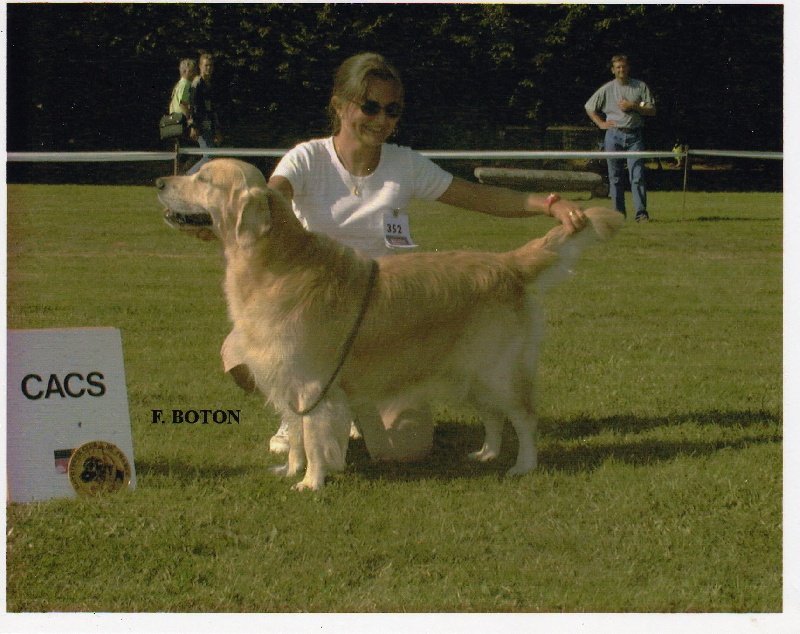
[549,199,588,234]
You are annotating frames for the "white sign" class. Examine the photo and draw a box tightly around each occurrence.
[383,209,418,249]
[7,328,137,502]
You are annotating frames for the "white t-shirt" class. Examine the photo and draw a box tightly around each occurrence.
[272,137,454,257]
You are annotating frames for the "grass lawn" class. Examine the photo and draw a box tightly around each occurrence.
[6,183,783,617]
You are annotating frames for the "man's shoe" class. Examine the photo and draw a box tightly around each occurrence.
[636,213,650,223]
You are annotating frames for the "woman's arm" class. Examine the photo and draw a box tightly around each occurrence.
[267,175,295,203]
[437,176,587,234]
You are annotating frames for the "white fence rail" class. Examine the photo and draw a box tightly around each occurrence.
[7,149,782,212]
[6,149,783,162]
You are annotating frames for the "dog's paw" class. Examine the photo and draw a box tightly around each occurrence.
[292,477,324,492]
[468,444,499,463]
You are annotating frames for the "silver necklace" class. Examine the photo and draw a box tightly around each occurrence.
[333,140,375,197]
[350,174,366,197]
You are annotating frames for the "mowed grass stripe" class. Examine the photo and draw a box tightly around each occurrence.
[6,184,782,612]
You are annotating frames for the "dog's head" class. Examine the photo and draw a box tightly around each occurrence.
[156,158,285,247]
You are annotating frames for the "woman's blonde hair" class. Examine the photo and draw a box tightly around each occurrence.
[328,52,404,134]
[179,58,197,74]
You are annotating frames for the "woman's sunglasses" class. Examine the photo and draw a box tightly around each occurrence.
[354,100,402,119]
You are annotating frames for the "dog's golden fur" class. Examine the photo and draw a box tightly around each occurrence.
[157,158,622,490]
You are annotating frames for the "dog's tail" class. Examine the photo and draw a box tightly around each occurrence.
[506,207,623,292]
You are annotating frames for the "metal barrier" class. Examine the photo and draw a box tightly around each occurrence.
[7,148,783,162]
[7,148,783,213]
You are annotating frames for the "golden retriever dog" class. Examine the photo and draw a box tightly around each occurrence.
[157,158,622,490]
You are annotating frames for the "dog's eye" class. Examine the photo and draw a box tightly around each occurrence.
[196,174,208,183]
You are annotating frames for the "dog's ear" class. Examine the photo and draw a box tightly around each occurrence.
[235,188,272,247]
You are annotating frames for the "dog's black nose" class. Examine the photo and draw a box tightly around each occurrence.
[156,177,166,190]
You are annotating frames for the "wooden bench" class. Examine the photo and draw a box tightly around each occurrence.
[474,167,608,199]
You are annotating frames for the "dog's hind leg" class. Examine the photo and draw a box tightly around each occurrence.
[503,302,543,475]
[506,410,538,476]
[469,350,539,475]
[505,356,540,475]
[468,403,538,475]
[468,406,504,463]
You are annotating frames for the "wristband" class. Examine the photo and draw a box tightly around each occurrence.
[545,193,561,215]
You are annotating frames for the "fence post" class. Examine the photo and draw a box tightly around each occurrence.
[173,139,180,175]
[681,147,691,219]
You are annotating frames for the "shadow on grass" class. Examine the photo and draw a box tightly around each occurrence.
[134,409,781,486]
[692,216,781,222]
[540,408,780,440]
[347,408,782,482]
[651,216,782,224]
[134,458,253,486]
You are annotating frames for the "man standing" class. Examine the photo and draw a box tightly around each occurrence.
[585,54,656,222]
[187,53,224,175]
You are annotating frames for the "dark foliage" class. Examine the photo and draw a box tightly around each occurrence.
[7,4,782,154]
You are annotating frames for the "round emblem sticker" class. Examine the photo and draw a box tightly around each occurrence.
[68,441,132,497]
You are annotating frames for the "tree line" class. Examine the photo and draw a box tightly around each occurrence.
[7,3,783,156]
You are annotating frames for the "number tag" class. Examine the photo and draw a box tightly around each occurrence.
[383,210,418,249]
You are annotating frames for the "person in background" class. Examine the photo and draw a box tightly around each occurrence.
[187,53,224,175]
[168,58,197,173]
[672,140,687,169]
[169,58,197,121]
[585,54,656,222]
[223,52,590,460]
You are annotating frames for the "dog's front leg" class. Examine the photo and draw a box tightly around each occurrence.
[294,389,352,491]
[270,412,305,478]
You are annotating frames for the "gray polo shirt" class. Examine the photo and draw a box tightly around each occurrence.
[585,78,654,129]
